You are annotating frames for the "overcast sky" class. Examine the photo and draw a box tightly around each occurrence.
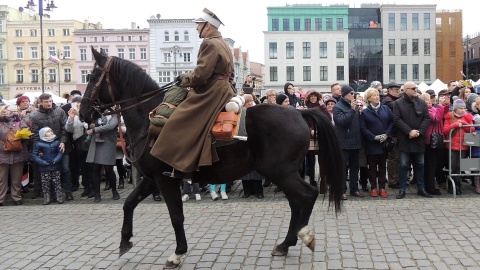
[6,0,478,63]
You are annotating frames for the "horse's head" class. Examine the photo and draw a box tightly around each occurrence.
[80,46,118,123]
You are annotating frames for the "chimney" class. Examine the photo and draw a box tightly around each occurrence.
[131,22,136,29]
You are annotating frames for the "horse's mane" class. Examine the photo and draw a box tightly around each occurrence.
[109,56,160,93]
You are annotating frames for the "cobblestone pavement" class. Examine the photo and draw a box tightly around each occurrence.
[1,180,480,270]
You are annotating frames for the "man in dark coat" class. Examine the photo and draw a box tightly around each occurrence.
[393,81,432,199]
[151,8,235,176]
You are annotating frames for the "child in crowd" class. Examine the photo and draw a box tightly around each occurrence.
[31,127,64,205]
[471,114,480,194]
[209,183,228,200]
[181,180,201,201]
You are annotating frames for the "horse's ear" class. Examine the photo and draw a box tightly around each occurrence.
[91,46,106,66]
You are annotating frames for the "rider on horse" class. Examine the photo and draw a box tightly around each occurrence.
[150,8,236,178]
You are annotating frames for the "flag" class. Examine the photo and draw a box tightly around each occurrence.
[49,55,60,64]
[21,172,29,187]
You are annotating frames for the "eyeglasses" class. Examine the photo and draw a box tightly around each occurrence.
[406,87,417,90]
[349,92,355,95]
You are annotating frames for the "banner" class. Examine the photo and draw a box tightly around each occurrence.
[49,55,60,64]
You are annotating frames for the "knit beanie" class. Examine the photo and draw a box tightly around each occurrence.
[341,85,354,97]
[325,98,337,105]
[276,94,288,105]
[453,99,466,111]
[16,96,30,106]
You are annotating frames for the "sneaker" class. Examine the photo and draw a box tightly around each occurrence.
[195,194,201,201]
[220,191,228,200]
[211,191,219,201]
[379,189,388,198]
[370,189,378,197]
[182,194,189,202]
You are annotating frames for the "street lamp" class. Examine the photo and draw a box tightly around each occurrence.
[169,45,182,78]
[25,0,58,93]
[465,35,471,80]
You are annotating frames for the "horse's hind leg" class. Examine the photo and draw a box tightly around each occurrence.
[119,177,156,257]
[272,174,318,256]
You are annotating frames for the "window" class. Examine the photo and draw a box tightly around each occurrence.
[424,13,430,30]
[303,66,311,81]
[103,48,109,56]
[336,42,344,58]
[401,39,407,56]
[64,69,71,82]
[272,19,279,31]
[336,18,343,30]
[412,39,419,56]
[286,66,294,81]
[80,49,87,61]
[174,31,179,41]
[413,64,419,80]
[388,13,395,30]
[118,48,124,59]
[140,48,147,59]
[31,69,39,82]
[401,64,407,81]
[303,42,311,59]
[48,46,56,57]
[48,69,56,82]
[336,66,344,81]
[319,42,327,58]
[158,71,171,83]
[81,37,86,42]
[286,42,294,59]
[30,29,37,37]
[0,44,3,59]
[48,29,55,36]
[0,21,2,32]
[183,53,191,62]
[389,64,395,81]
[62,46,70,58]
[270,66,278,81]
[81,70,89,83]
[269,42,277,59]
[424,39,430,55]
[15,30,22,37]
[320,66,328,81]
[31,47,38,59]
[424,64,431,80]
[389,39,395,56]
[16,47,23,59]
[412,13,419,30]
[294,19,300,31]
[163,53,171,62]
[400,13,407,30]
[129,48,135,59]
[184,30,189,41]
[63,29,70,35]
[304,19,311,31]
[283,19,290,31]
[139,36,144,41]
[0,68,4,84]
[117,36,125,41]
[164,31,169,41]
[326,18,333,30]
[315,18,322,31]
[16,70,24,83]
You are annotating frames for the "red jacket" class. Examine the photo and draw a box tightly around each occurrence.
[443,112,474,151]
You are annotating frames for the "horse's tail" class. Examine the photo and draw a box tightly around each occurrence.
[300,109,343,213]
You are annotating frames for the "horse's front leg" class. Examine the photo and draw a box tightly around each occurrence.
[157,177,188,269]
[119,177,156,257]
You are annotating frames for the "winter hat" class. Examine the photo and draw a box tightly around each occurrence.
[16,96,30,106]
[70,90,82,96]
[39,127,56,142]
[466,93,478,111]
[453,99,466,111]
[325,98,337,105]
[283,82,294,94]
[276,93,288,105]
[370,81,382,89]
[341,85,354,97]
[71,96,82,103]
[474,114,480,125]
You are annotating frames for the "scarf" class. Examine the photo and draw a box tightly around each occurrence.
[370,103,381,112]
[454,111,466,118]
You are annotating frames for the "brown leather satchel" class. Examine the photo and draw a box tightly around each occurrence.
[212,111,240,141]
[1,128,23,152]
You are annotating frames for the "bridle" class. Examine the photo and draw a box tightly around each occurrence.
[84,56,173,163]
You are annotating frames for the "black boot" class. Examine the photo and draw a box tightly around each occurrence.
[81,188,91,197]
[104,181,111,191]
[118,178,124,189]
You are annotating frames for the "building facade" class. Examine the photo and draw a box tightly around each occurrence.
[74,23,149,92]
[381,5,437,84]
[464,33,480,83]
[436,10,463,82]
[264,5,350,93]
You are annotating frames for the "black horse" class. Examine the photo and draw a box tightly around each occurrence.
[80,47,344,268]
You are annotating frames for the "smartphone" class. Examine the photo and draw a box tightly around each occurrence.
[71,102,78,110]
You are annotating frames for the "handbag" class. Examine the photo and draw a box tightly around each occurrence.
[430,133,444,149]
[74,133,90,152]
[212,111,240,141]
[382,137,395,152]
[1,124,23,152]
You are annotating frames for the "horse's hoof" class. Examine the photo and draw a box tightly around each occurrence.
[119,241,133,257]
[164,260,180,269]
[271,246,288,256]
[307,238,315,251]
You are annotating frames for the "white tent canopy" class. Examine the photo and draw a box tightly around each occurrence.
[428,79,448,94]
[3,91,67,106]
[417,81,430,92]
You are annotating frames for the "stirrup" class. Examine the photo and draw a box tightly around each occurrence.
[163,169,192,179]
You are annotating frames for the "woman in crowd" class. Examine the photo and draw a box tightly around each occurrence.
[359,88,393,198]
[324,98,336,124]
[0,105,30,206]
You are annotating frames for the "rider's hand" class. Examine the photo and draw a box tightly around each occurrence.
[174,74,184,85]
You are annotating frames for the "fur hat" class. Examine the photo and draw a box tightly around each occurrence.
[16,95,30,106]
[453,99,466,111]
[276,94,288,105]
[341,85,354,97]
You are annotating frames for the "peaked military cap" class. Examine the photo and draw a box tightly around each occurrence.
[193,8,224,28]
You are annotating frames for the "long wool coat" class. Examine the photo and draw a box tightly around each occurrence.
[151,29,236,172]
[86,115,118,166]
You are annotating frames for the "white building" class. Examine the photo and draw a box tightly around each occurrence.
[147,16,201,86]
[380,5,437,84]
